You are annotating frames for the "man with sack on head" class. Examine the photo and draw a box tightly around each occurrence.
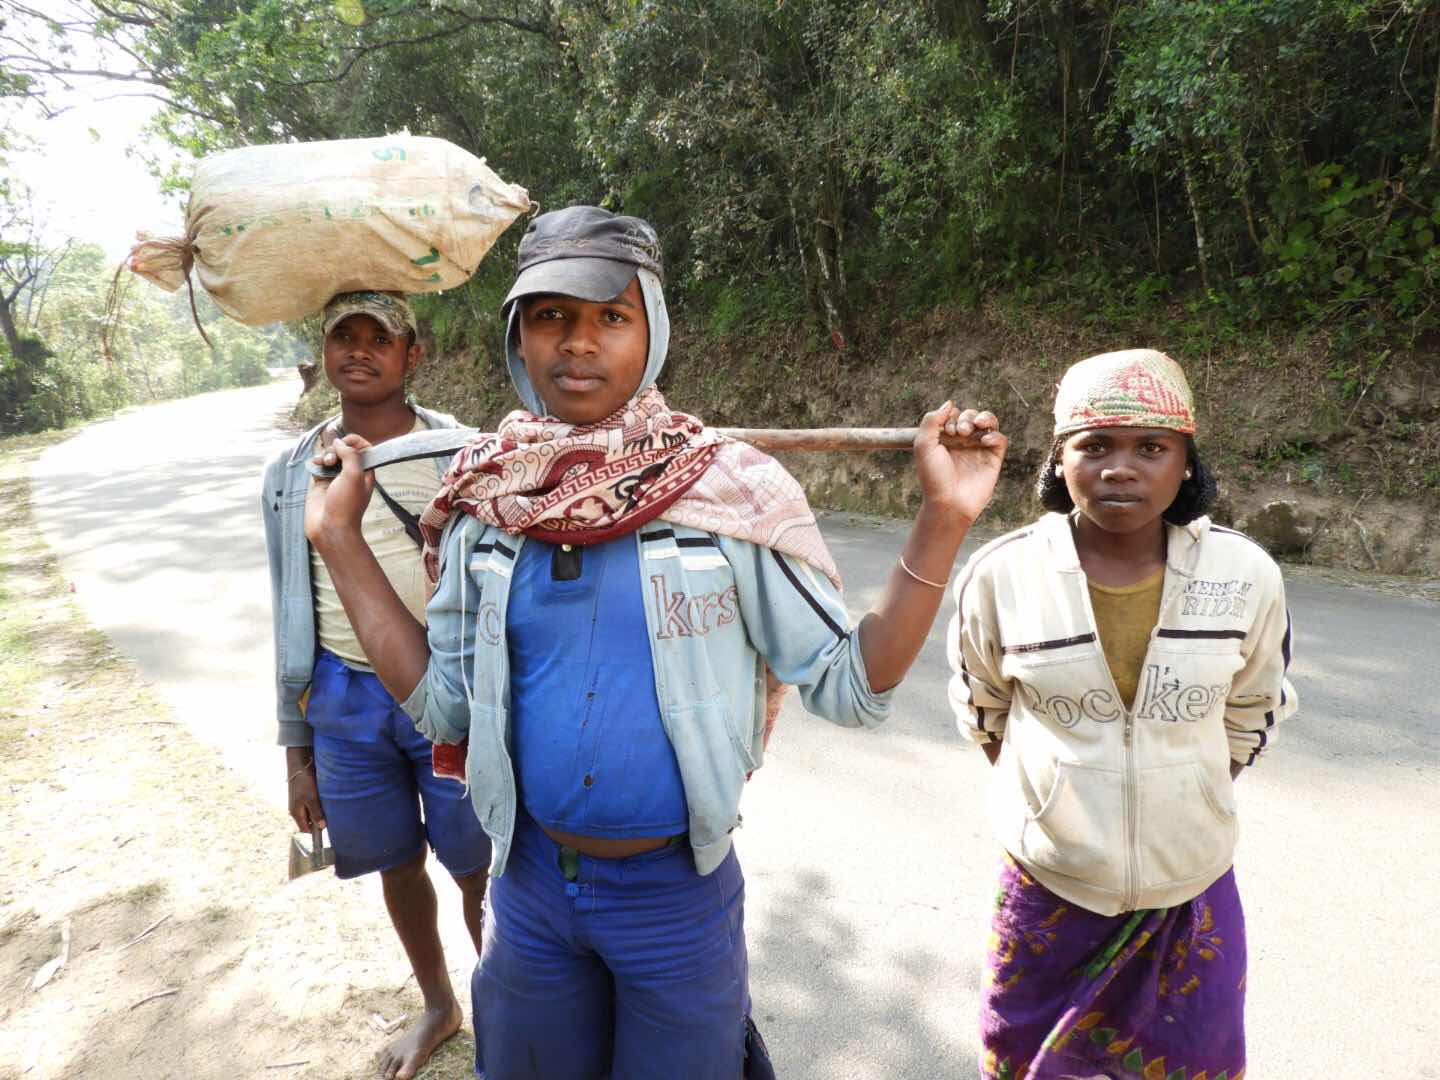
[261,291,490,1080]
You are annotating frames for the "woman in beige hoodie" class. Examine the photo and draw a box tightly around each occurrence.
[948,349,1297,1080]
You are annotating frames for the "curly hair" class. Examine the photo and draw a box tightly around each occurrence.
[1035,435,1217,526]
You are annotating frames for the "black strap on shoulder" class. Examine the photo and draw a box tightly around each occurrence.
[372,477,424,550]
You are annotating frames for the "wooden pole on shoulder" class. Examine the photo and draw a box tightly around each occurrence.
[715,427,928,451]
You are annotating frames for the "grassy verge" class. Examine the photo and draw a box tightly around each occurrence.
[0,430,106,775]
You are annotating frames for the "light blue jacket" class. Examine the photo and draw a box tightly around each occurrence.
[261,405,461,746]
[401,516,895,876]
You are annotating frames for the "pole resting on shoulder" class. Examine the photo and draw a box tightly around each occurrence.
[305,424,962,479]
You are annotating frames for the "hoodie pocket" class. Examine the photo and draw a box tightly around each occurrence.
[659,699,748,836]
[1135,761,1237,891]
[1017,762,1126,896]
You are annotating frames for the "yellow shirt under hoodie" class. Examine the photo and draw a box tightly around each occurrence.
[946,512,1298,916]
[1088,568,1166,710]
[310,416,436,667]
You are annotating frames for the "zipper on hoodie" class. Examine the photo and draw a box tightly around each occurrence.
[1076,561,1186,913]
[1074,577,1141,911]
[1063,514,1199,913]
[1122,707,1139,911]
[1120,589,1182,914]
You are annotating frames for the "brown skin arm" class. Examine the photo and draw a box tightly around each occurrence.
[855,501,971,690]
[856,404,1007,692]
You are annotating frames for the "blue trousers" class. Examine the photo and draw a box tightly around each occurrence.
[472,811,749,1079]
[307,649,491,880]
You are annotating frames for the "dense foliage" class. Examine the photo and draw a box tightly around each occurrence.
[7,0,1434,343]
[1,1,1436,411]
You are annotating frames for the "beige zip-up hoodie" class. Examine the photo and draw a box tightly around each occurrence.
[947,513,1297,916]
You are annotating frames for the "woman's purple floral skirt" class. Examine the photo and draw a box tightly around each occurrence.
[979,854,1247,1080]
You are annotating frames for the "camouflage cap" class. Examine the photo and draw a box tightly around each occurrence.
[322,291,418,339]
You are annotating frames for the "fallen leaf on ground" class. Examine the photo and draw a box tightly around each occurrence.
[31,918,72,990]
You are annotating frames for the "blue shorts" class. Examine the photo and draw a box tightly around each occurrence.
[307,649,491,881]
[472,810,750,1079]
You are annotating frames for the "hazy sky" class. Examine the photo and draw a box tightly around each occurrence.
[9,84,185,259]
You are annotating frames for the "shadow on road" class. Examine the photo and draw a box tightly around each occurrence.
[33,457,268,582]
[749,867,982,1080]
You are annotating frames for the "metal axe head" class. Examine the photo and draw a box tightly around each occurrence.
[287,824,335,881]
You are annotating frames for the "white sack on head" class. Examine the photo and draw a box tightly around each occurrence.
[128,135,531,325]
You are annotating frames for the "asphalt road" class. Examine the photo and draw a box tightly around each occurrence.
[31,379,1440,1079]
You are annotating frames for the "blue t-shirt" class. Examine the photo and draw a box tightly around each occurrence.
[507,535,689,838]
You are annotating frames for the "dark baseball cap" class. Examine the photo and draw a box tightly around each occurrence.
[502,205,664,309]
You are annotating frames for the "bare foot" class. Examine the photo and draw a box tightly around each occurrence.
[378,999,463,1080]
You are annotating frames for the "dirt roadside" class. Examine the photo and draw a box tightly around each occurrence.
[0,431,474,1080]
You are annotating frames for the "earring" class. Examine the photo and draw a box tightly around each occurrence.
[1184,468,1193,479]
[1054,465,1064,478]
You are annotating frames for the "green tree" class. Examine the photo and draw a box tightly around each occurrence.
[5,0,1437,345]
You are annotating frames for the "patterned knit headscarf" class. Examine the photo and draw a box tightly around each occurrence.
[1053,349,1196,438]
